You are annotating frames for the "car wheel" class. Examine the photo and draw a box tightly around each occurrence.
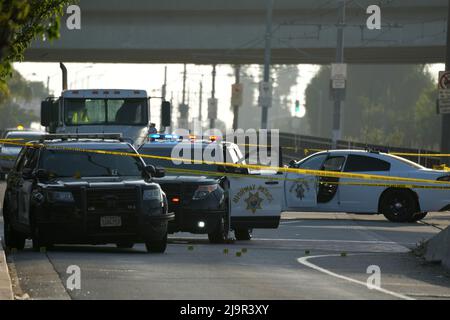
[208,217,228,244]
[145,233,167,253]
[31,226,52,252]
[380,189,418,223]
[234,228,252,241]
[116,242,134,249]
[409,212,428,222]
[3,218,26,250]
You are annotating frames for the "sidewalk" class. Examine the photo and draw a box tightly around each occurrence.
[0,216,13,300]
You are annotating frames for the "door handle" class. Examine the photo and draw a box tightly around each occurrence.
[265,181,279,185]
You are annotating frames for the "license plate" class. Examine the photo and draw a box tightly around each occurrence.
[100,216,122,227]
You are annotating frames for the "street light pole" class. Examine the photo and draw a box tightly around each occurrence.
[261,0,273,130]
[332,0,346,148]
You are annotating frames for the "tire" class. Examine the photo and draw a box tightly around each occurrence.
[116,242,134,249]
[31,225,52,252]
[2,200,26,250]
[208,217,228,244]
[145,233,167,253]
[379,189,419,223]
[3,218,26,250]
[234,228,252,241]
[409,212,428,222]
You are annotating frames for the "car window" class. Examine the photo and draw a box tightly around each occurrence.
[14,148,27,172]
[344,155,391,172]
[322,156,345,172]
[298,154,328,170]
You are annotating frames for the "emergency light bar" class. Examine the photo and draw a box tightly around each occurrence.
[40,133,124,142]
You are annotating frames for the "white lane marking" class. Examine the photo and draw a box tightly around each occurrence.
[253,238,413,245]
[297,254,414,300]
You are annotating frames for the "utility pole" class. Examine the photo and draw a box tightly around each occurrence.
[441,0,450,163]
[261,0,273,130]
[179,64,188,129]
[161,66,168,132]
[182,64,187,105]
[162,65,167,101]
[209,64,217,129]
[232,65,241,130]
[332,0,346,149]
[199,79,203,125]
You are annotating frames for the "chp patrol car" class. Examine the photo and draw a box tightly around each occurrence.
[286,149,450,222]
[138,134,283,242]
[2,134,173,252]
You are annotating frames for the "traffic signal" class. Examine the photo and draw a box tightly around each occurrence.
[295,100,300,113]
[161,101,171,127]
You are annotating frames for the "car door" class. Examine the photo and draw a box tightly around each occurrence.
[226,145,283,228]
[284,153,328,210]
[339,154,391,212]
[16,147,38,227]
[316,155,346,210]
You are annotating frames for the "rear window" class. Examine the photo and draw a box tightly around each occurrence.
[344,155,391,172]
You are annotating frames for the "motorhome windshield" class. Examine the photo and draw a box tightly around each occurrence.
[64,98,148,126]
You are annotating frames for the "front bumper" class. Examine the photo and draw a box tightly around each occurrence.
[168,208,225,234]
[34,186,174,244]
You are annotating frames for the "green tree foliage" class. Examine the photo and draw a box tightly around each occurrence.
[305,65,440,150]
[0,69,45,129]
[0,0,71,93]
[237,65,298,130]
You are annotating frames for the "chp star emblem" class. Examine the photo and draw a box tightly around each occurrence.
[244,192,263,213]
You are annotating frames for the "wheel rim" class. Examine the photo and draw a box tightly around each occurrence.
[387,195,411,218]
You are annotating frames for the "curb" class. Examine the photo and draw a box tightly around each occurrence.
[0,244,13,300]
[0,215,14,300]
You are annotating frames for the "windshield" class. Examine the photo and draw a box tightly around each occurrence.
[139,147,219,174]
[64,98,148,126]
[39,148,143,178]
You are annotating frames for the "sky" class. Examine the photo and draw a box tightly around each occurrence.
[12,62,319,128]
[12,62,443,130]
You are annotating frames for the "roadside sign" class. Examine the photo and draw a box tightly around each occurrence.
[438,89,450,114]
[331,63,347,80]
[332,79,346,89]
[258,81,272,108]
[438,71,450,89]
[437,71,450,114]
[208,98,218,119]
[231,83,243,107]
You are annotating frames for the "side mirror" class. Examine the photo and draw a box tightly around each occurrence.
[33,169,50,180]
[145,165,165,178]
[41,100,53,127]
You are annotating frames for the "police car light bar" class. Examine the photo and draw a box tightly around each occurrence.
[148,133,180,140]
[40,133,124,142]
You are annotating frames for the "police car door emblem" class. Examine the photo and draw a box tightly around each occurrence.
[289,180,309,199]
[244,192,263,213]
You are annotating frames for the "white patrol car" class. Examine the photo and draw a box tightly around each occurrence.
[286,150,450,222]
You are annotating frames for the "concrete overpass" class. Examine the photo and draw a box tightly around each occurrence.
[25,0,449,64]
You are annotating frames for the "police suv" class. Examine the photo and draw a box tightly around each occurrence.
[139,135,283,242]
[2,134,173,252]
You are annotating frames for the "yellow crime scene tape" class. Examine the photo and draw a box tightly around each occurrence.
[1,138,450,189]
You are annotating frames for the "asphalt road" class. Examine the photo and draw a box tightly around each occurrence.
[2,182,450,300]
